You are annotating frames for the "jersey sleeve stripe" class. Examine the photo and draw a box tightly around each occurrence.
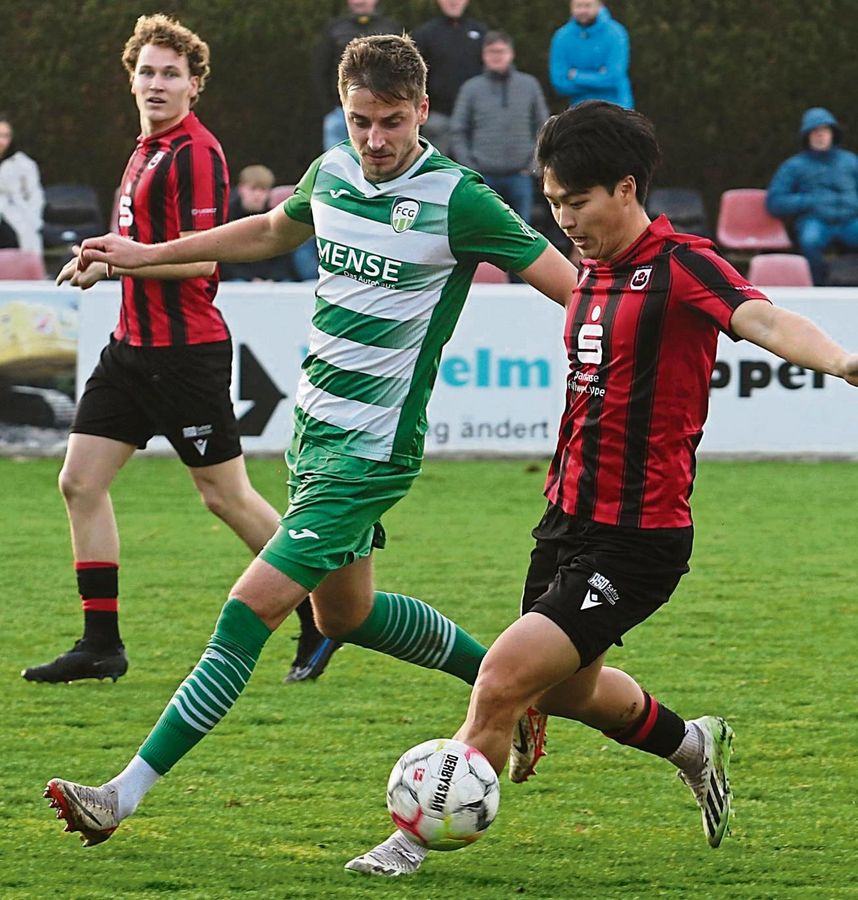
[176,144,194,232]
[673,246,756,312]
[210,147,228,226]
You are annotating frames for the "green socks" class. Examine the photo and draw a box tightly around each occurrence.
[136,592,485,775]
[341,591,487,685]
[138,599,271,775]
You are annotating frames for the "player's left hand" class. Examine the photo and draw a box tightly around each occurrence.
[55,245,108,290]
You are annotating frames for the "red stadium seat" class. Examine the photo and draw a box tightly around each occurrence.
[473,262,508,283]
[747,253,813,287]
[0,249,48,280]
[716,189,792,252]
[268,184,296,209]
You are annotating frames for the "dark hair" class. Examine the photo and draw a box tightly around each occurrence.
[483,30,514,49]
[338,33,427,106]
[536,101,660,204]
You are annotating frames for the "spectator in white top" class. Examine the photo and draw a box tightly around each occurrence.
[0,113,45,253]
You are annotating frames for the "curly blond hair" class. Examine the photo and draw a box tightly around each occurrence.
[122,14,211,104]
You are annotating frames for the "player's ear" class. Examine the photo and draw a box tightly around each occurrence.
[619,175,637,204]
[417,95,429,127]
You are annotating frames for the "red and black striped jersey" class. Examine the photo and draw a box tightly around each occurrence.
[546,215,770,529]
[113,112,229,347]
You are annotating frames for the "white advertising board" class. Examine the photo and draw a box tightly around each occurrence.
[705,288,858,454]
[73,282,858,457]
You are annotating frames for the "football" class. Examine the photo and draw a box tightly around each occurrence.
[386,738,500,851]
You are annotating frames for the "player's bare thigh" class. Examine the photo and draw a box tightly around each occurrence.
[60,432,136,492]
[474,612,583,712]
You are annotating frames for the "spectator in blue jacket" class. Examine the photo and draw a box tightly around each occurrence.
[549,0,633,109]
[767,107,858,285]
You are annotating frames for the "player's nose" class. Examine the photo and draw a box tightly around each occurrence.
[366,126,385,149]
[557,208,576,230]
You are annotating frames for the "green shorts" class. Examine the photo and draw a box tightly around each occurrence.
[259,440,419,591]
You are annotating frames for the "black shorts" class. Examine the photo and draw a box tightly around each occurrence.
[521,503,693,668]
[72,337,242,468]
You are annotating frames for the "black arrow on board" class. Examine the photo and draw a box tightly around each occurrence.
[236,344,286,436]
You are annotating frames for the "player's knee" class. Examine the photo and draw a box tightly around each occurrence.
[313,605,358,639]
[58,464,102,504]
[470,666,528,726]
[197,481,230,519]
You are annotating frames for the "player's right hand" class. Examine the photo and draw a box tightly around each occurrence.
[56,245,107,289]
[79,233,148,271]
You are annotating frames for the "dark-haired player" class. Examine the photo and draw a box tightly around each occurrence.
[350,100,858,875]
[24,13,336,686]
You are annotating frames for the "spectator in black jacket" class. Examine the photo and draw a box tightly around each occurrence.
[314,0,400,150]
[412,0,487,154]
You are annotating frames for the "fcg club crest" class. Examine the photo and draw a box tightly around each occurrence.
[629,265,653,291]
[391,197,420,233]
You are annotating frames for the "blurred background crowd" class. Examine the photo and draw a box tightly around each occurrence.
[3,0,857,288]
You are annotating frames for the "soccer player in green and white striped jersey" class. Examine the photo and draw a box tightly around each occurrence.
[44,33,578,849]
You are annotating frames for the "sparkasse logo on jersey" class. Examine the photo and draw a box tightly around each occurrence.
[391,197,420,233]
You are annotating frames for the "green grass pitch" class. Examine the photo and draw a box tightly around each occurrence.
[1,457,856,898]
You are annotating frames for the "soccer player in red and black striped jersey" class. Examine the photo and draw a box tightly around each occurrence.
[347,101,858,875]
[459,101,858,850]
[23,14,337,685]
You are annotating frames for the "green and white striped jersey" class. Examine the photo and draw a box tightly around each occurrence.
[283,139,548,468]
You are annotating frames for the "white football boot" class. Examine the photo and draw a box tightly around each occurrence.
[677,716,735,848]
[44,778,121,847]
[344,829,428,876]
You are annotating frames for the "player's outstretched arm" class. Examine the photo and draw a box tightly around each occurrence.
[518,244,578,307]
[79,205,314,272]
[731,299,858,386]
[56,238,220,288]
